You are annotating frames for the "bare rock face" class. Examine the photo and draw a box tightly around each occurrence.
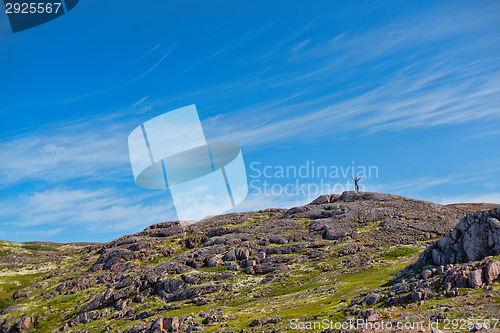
[468,269,483,288]
[336,191,401,203]
[140,221,185,238]
[308,194,341,205]
[412,207,500,268]
[484,260,500,284]
[357,309,381,322]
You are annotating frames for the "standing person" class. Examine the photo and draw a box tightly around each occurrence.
[352,176,362,191]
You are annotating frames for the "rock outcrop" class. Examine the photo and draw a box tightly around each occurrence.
[348,206,500,309]
[411,207,500,268]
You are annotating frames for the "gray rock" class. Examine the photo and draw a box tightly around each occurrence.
[114,299,130,311]
[150,318,163,332]
[186,325,202,332]
[249,318,263,327]
[437,235,452,249]
[421,269,433,279]
[308,194,341,205]
[256,251,266,260]
[164,316,180,331]
[488,217,500,229]
[356,309,381,322]
[362,293,381,306]
[223,249,236,261]
[228,263,239,271]
[410,207,500,269]
[484,260,500,284]
[468,269,483,288]
[301,209,332,219]
[206,257,222,268]
[245,260,256,268]
[18,316,34,330]
[235,248,250,260]
[269,236,288,244]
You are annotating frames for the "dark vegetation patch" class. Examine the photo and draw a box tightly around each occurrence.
[22,242,59,251]
[379,247,420,259]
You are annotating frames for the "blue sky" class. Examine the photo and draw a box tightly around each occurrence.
[0,0,499,242]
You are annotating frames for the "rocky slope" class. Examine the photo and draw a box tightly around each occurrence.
[0,192,499,332]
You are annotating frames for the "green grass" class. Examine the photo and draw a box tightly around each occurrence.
[0,271,47,312]
[266,280,323,298]
[198,265,228,273]
[48,293,78,305]
[488,254,500,260]
[379,247,420,259]
[0,274,41,297]
[0,295,14,312]
[0,248,12,257]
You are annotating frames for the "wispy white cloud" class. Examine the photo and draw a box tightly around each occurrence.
[191,1,500,148]
[435,194,500,205]
[0,105,214,239]
[127,52,171,84]
[59,43,174,105]
[375,176,454,194]
[466,127,500,140]
[132,95,149,107]
[0,115,132,186]
[138,44,161,60]
[207,71,499,146]
[2,2,499,242]
[0,187,175,232]
[185,23,273,71]
[2,228,65,241]
[265,20,317,56]
[375,166,500,192]
[291,38,311,55]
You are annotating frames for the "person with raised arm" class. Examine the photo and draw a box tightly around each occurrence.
[352,176,362,192]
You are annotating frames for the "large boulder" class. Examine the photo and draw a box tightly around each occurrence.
[412,207,500,268]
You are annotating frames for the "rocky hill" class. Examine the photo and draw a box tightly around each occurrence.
[0,192,499,332]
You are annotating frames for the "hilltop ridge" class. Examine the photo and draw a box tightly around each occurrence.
[0,192,499,332]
